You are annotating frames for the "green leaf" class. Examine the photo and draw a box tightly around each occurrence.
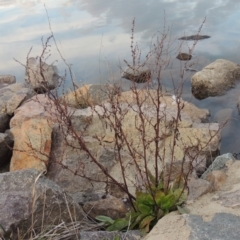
[177,205,190,214]
[136,192,155,205]
[160,193,176,210]
[130,213,148,229]
[139,215,156,232]
[95,215,114,225]
[155,190,165,202]
[106,218,129,231]
[137,203,153,215]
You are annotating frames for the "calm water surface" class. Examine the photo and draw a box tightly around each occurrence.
[1,0,240,154]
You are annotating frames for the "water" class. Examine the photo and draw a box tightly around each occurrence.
[1,0,240,154]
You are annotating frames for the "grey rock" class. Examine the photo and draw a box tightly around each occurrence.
[0,133,13,169]
[47,127,116,194]
[83,196,128,220]
[122,65,151,83]
[0,75,16,85]
[25,57,59,92]
[188,213,240,240]
[0,169,84,237]
[191,59,240,99]
[0,83,34,133]
[187,177,212,201]
[201,153,235,179]
[0,83,34,116]
[79,230,142,240]
[71,191,107,205]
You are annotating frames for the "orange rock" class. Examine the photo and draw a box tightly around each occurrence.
[10,118,52,172]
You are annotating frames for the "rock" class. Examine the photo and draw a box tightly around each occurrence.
[176,53,192,61]
[0,169,84,238]
[145,212,240,240]
[83,196,128,220]
[113,90,210,123]
[25,57,59,92]
[187,177,212,201]
[178,35,210,40]
[144,154,240,239]
[187,213,240,240]
[79,230,142,240]
[201,153,235,179]
[143,212,191,240]
[48,91,220,197]
[71,191,108,205]
[0,133,13,169]
[60,84,118,108]
[10,118,52,172]
[0,75,16,84]
[10,94,58,129]
[205,170,227,191]
[191,59,240,99]
[122,65,151,83]
[0,83,34,132]
[47,127,117,194]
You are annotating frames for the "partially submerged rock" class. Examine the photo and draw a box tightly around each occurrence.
[122,65,151,83]
[176,53,192,61]
[191,59,240,99]
[178,35,210,40]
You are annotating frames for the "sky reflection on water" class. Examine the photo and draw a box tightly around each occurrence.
[0,0,240,153]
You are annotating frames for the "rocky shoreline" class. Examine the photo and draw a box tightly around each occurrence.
[1,57,240,239]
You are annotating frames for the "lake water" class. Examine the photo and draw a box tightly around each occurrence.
[1,0,240,154]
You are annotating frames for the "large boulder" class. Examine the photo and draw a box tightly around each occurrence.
[25,57,59,92]
[191,59,240,99]
[9,94,70,172]
[48,89,220,197]
[0,169,84,238]
[10,118,52,172]
[122,65,151,83]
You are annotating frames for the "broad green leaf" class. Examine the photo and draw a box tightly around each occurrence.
[106,219,129,231]
[95,215,114,225]
[177,205,190,214]
[155,190,165,203]
[130,213,148,229]
[137,203,153,215]
[139,215,156,232]
[136,192,155,205]
[161,193,176,210]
